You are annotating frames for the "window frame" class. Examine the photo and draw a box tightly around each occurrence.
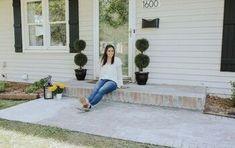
[21,0,69,52]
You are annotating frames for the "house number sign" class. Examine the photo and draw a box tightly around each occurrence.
[142,0,160,8]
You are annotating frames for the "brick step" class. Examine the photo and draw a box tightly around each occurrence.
[63,80,207,111]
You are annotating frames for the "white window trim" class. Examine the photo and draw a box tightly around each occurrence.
[21,0,69,53]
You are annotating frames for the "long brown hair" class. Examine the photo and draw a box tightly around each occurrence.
[101,44,115,66]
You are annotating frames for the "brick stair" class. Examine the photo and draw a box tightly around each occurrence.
[63,80,207,111]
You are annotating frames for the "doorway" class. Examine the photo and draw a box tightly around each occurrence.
[94,0,136,79]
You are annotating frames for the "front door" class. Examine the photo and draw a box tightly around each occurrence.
[94,0,136,79]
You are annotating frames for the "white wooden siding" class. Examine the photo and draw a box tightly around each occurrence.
[136,0,235,95]
[0,0,94,82]
[1,0,234,96]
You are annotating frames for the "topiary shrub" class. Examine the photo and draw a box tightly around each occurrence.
[73,39,88,80]
[74,53,87,69]
[135,38,150,72]
[74,39,86,53]
[74,39,88,70]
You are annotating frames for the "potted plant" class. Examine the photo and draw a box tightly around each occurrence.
[74,39,88,80]
[48,82,65,99]
[135,38,150,85]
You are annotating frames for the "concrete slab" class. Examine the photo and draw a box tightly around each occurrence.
[0,98,234,148]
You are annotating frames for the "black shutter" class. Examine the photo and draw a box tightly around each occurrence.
[69,0,79,53]
[13,0,22,52]
[221,0,235,71]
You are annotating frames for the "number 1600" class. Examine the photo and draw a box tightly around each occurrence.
[142,0,160,8]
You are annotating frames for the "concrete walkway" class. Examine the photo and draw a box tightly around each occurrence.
[0,98,234,148]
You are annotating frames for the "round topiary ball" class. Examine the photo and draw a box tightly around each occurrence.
[135,38,149,53]
[74,39,86,52]
[135,53,150,71]
[74,53,88,68]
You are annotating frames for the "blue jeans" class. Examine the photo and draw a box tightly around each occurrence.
[88,79,117,106]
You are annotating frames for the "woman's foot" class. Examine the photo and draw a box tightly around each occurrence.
[80,96,90,111]
[80,96,88,106]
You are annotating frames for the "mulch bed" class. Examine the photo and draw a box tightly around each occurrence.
[0,82,42,100]
[204,95,235,118]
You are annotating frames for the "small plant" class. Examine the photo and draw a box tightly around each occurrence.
[74,39,88,80]
[74,39,88,70]
[135,38,150,72]
[0,81,6,92]
[48,82,65,94]
[25,79,46,93]
[134,38,150,85]
[25,85,38,93]
[230,81,235,106]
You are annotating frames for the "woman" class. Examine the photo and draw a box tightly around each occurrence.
[80,44,123,111]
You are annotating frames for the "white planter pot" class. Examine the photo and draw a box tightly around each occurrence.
[56,93,63,100]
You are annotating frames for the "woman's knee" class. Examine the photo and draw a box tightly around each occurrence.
[97,88,106,95]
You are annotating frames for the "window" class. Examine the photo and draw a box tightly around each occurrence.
[22,0,68,51]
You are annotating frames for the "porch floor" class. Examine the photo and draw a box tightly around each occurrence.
[0,98,234,148]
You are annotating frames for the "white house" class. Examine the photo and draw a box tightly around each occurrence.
[0,0,234,96]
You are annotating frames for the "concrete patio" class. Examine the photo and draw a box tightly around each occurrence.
[0,98,234,148]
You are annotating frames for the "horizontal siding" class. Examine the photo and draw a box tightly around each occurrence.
[0,0,94,82]
[136,0,235,95]
[1,0,234,96]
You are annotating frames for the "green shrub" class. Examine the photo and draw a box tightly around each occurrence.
[231,81,235,106]
[135,38,150,72]
[0,81,6,92]
[135,38,149,53]
[74,39,88,70]
[25,85,39,93]
[73,39,86,52]
[135,54,150,71]
[25,79,46,94]
[74,53,88,69]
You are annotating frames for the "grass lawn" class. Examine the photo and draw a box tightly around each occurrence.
[0,119,165,148]
[0,99,28,110]
[0,99,166,148]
